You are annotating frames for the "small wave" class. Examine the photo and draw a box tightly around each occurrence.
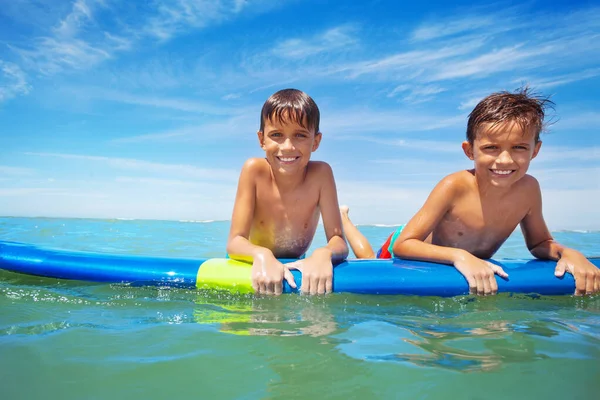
[357,224,403,228]
[555,229,599,234]
[178,219,215,223]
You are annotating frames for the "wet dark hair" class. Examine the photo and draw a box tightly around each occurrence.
[466,87,554,144]
[259,88,320,134]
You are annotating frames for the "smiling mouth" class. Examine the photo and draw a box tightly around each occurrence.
[490,169,515,176]
[276,156,299,163]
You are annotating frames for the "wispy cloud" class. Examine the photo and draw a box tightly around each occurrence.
[61,86,243,115]
[54,0,96,37]
[323,109,465,136]
[111,112,256,143]
[272,25,358,59]
[387,84,447,103]
[0,165,35,176]
[8,0,123,75]
[534,146,600,163]
[514,68,600,89]
[24,152,239,181]
[0,61,31,102]
[356,138,459,153]
[144,0,281,40]
[411,15,498,41]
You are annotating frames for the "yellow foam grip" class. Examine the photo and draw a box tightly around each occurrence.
[195,258,254,293]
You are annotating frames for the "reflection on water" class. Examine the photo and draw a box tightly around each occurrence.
[2,272,600,399]
[188,288,600,374]
[193,291,338,337]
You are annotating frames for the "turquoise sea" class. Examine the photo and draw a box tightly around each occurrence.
[1,216,599,399]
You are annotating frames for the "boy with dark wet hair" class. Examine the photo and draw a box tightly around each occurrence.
[345,88,600,296]
[227,88,348,295]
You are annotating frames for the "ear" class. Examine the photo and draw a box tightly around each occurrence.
[257,131,266,150]
[531,140,542,159]
[462,141,474,160]
[311,132,322,152]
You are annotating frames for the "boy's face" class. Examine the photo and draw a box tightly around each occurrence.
[257,114,321,175]
[462,120,542,189]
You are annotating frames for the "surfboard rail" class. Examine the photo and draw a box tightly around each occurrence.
[1,240,593,296]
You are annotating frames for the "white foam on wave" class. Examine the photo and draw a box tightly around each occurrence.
[178,219,216,223]
[357,223,403,228]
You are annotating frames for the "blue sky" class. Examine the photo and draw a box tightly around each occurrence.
[1,0,599,229]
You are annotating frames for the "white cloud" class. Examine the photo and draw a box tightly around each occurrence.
[144,0,280,40]
[0,60,30,102]
[54,0,96,37]
[111,112,256,143]
[272,26,358,59]
[61,86,242,115]
[323,109,465,136]
[387,84,447,103]
[13,37,111,75]
[411,15,497,41]
[534,146,600,163]
[513,68,600,89]
[0,165,35,176]
[23,152,239,182]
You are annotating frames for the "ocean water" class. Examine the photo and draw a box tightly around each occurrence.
[1,217,599,399]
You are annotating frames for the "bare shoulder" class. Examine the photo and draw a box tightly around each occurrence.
[515,174,542,203]
[307,160,333,173]
[240,157,270,177]
[435,170,474,194]
[518,174,541,190]
[242,157,269,171]
[306,161,334,178]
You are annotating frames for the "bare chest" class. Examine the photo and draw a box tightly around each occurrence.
[434,195,529,258]
[250,180,320,257]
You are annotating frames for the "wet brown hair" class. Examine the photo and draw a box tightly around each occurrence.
[259,88,320,134]
[466,87,554,144]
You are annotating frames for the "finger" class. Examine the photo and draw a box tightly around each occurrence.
[283,268,297,289]
[594,273,600,294]
[326,276,333,294]
[482,274,492,296]
[317,278,326,295]
[489,274,498,295]
[285,261,302,271]
[274,279,283,296]
[310,275,319,295]
[585,272,595,295]
[266,280,275,295]
[574,272,586,296]
[555,260,567,277]
[259,281,267,295]
[301,277,310,295]
[491,265,509,279]
[476,275,485,296]
[466,276,477,295]
[251,278,259,293]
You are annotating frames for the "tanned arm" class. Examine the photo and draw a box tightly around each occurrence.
[521,178,600,295]
[393,173,507,295]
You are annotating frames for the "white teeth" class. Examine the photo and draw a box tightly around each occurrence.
[492,169,513,175]
[279,157,296,162]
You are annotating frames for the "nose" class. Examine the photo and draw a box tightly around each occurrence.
[281,138,295,150]
[496,150,513,164]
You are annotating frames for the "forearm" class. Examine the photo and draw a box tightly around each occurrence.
[315,235,349,263]
[226,235,274,263]
[529,239,581,261]
[394,238,472,266]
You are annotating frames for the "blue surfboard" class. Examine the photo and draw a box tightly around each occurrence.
[1,240,595,296]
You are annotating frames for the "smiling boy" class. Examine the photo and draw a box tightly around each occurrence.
[392,88,600,296]
[226,89,348,295]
